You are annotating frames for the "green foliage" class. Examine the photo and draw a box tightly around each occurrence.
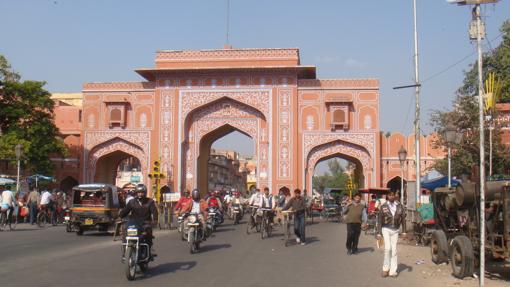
[0,55,20,82]
[430,20,510,178]
[0,56,67,174]
[312,159,350,192]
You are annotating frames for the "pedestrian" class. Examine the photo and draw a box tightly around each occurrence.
[27,188,40,225]
[343,193,367,255]
[283,188,306,245]
[376,190,405,278]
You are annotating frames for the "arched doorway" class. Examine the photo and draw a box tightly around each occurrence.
[305,139,371,193]
[60,176,79,194]
[86,137,148,185]
[180,97,267,193]
[386,176,406,199]
[94,151,142,185]
[198,127,254,195]
[312,157,360,195]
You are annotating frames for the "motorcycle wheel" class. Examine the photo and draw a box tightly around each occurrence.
[125,246,137,281]
[76,227,84,236]
[261,220,266,239]
[66,223,72,233]
[189,240,196,254]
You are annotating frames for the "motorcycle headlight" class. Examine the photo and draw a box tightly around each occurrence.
[127,227,138,236]
[188,215,197,223]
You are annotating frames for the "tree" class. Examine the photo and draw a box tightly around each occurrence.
[430,20,510,177]
[312,158,350,193]
[0,55,67,174]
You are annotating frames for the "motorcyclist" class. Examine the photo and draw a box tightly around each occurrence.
[175,189,192,215]
[180,189,208,237]
[119,184,158,255]
[230,191,245,215]
[207,190,223,210]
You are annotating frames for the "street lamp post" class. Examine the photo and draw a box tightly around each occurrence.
[398,146,408,235]
[15,144,23,194]
[443,125,462,188]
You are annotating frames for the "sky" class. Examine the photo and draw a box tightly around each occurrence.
[1,0,509,170]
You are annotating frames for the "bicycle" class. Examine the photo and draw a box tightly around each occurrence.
[37,205,56,228]
[282,210,294,247]
[260,208,274,239]
[0,207,17,231]
[246,206,262,235]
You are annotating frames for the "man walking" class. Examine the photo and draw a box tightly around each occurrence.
[283,188,306,245]
[27,188,40,225]
[343,193,367,255]
[377,190,405,278]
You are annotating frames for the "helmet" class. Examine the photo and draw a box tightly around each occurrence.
[192,189,200,201]
[135,184,147,199]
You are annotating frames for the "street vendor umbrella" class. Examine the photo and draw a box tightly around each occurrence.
[27,174,55,188]
[0,177,16,186]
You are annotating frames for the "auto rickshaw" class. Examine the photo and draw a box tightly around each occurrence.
[70,184,120,235]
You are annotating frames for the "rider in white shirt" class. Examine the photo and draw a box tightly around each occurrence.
[40,190,53,206]
[1,186,17,211]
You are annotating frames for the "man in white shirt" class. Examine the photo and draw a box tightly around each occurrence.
[1,185,17,212]
[40,190,53,206]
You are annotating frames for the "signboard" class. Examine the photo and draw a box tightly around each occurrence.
[163,192,180,203]
[130,176,140,183]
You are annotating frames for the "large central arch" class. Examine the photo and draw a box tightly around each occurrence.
[180,94,269,192]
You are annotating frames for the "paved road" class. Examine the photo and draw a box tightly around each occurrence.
[0,219,427,287]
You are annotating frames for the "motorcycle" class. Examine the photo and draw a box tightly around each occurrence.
[187,213,204,254]
[123,220,153,280]
[231,204,243,224]
[207,207,223,231]
[177,213,188,241]
[64,209,74,232]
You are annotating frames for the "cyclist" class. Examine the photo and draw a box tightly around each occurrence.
[1,185,17,224]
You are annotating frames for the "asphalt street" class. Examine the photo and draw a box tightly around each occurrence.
[1,218,425,287]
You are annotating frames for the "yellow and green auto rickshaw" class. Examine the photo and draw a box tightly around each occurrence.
[70,184,120,235]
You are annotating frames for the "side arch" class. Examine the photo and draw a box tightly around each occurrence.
[305,139,372,193]
[87,137,148,184]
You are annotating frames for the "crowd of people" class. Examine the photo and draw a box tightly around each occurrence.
[0,184,70,226]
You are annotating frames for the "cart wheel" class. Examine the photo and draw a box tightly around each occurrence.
[451,235,474,279]
[430,230,448,264]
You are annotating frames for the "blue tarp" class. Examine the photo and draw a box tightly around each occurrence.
[421,176,459,191]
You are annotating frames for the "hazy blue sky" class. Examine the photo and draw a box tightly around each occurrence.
[1,0,509,171]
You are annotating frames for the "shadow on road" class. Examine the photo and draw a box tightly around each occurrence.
[485,261,510,281]
[200,243,232,253]
[357,247,375,253]
[213,228,236,233]
[305,236,320,244]
[83,232,114,237]
[397,263,413,273]
[150,261,197,277]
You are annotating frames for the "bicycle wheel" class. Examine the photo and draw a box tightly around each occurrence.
[0,212,6,231]
[261,218,266,239]
[284,220,289,247]
[9,211,17,231]
[37,212,47,228]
